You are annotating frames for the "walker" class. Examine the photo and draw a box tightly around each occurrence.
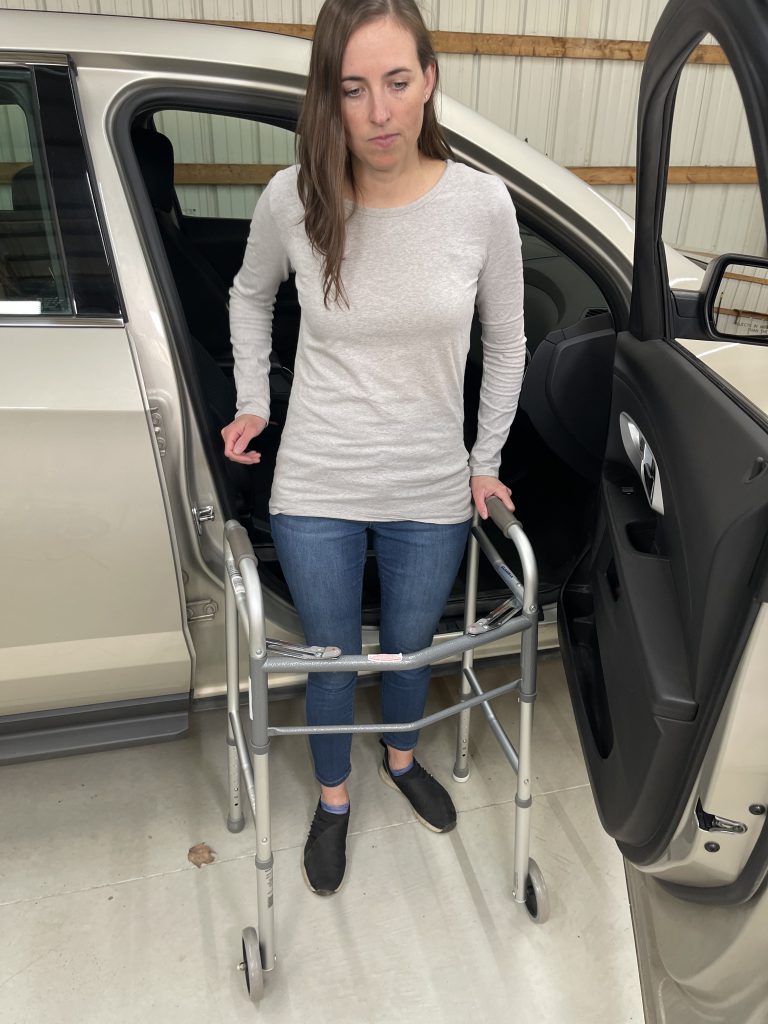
[222,496,549,1005]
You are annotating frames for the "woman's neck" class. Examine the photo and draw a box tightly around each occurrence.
[347,154,446,209]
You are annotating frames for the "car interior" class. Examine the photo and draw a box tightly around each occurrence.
[129,108,618,629]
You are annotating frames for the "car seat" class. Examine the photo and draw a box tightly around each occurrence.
[131,126,233,362]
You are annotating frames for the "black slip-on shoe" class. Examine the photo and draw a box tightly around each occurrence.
[302,800,350,896]
[378,741,457,833]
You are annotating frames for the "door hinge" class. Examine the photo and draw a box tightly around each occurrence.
[149,406,166,457]
[192,505,215,535]
[696,799,748,835]
[186,599,219,623]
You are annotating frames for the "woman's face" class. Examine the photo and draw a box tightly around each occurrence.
[340,16,436,177]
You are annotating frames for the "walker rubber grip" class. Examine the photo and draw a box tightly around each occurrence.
[224,519,259,569]
[486,496,522,536]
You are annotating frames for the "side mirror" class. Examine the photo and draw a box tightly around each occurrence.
[704,254,768,341]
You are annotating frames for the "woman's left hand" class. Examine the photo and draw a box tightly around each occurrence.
[470,475,515,520]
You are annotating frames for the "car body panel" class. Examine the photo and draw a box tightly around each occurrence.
[626,854,768,1024]
[679,336,768,413]
[0,322,191,715]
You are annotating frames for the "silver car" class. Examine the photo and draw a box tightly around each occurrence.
[1,1,767,1020]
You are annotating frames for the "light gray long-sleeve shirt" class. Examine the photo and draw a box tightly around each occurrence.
[229,160,526,524]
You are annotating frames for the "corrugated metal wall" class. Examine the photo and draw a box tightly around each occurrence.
[1,0,766,257]
[716,263,768,337]
[154,112,294,221]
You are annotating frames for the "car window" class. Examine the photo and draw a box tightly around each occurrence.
[154,110,295,219]
[662,41,767,335]
[0,67,70,315]
[660,35,768,414]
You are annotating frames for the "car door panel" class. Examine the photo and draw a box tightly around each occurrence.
[560,0,768,883]
[0,326,191,714]
[562,334,768,860]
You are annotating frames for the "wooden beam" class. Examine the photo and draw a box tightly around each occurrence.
[174,163,284,186]
[667,166,758,185]
[1,162,758,190]
[570,166,759,186]
[723,270,768,286]
[714,305,768,322]
[200,21,728,64]
[168,163,759,188]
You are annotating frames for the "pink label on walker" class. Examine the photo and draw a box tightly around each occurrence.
[367,653,403,662]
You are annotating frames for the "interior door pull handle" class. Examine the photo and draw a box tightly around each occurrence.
[619,412,665,515]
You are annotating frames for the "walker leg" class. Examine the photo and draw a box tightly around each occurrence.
[512,623,536,902]
[512,621,548,922]
[253,750,275,968]
[454,515,480,783]
[225,574,245,833]
[250,654,276,972]
[512,700,533,903]
[453,697,471,782]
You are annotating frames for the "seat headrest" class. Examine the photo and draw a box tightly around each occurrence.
[131,127,175,214]
[11,165,39,211]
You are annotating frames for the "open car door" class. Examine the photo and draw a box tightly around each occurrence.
[558,1,768,1019]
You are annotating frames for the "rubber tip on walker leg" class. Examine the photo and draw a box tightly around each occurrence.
[452,768,471,784]
[227,815,246,834]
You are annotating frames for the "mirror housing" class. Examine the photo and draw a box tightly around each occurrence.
[703,253,768,341]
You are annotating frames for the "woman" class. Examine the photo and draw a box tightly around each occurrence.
[223,0,525,896]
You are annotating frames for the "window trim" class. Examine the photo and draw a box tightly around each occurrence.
[0,316,124,328]
[33,63,123,319]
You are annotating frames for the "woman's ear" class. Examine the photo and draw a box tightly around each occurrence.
[423,62,436,102]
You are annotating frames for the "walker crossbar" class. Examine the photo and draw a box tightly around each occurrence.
[266,675,520,737]
[258,609,532,674]
[223,496,549,1005]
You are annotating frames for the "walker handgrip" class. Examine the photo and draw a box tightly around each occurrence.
[225,519,259,569]
[486,496,522,537]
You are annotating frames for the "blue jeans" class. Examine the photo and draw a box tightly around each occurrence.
[270,515,471,787]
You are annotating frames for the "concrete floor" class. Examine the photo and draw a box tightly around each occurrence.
[0,657,643,1023]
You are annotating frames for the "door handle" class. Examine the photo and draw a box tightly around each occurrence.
[619,412,665,515]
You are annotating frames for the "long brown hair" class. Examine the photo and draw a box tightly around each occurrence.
[296,0,454,307]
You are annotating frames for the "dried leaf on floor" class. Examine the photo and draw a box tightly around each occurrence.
[188,842,216,868]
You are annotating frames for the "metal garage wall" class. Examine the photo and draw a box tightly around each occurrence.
[152,111,294,221]
[2,0,765,258]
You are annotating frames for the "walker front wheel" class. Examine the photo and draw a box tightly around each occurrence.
[240,926,265,1003]
[523,858,550,924]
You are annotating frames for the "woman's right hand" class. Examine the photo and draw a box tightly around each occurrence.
[221,414,269,465]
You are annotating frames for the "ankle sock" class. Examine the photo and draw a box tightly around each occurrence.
[320,799,350,815]
[390,760,414,778]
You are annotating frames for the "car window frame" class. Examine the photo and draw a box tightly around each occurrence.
[0,55,123,323]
